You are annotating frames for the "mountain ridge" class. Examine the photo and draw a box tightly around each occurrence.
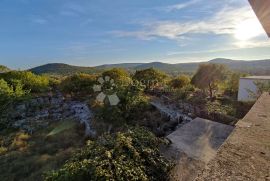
[29,58,270,75]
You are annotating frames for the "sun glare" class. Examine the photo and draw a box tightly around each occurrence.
[234,18,265,41]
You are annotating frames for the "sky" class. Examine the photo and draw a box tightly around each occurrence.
[0,0,270,69]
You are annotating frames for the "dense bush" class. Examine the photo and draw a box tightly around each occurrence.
[0,71,49,93]
[95,83,150,128]
[45,127,172,181]
[169,75,190,89]
[173,84,195,100]
[102,68,131,86]
[133,68,168,89]
[0,79,27,109]
[59,73,97,96]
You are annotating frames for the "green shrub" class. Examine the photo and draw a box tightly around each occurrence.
[0,79,28,129]
[169,75,190,89]
[174,84,195,100]
[0,71,49,93]
[45,127,172,181]
[95,83,150,128]
[102,68,131,86]
[59,73,97,95]
[133,68,168,89]
[0,79,27,110]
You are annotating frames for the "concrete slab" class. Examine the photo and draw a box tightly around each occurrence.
[167,117,234,163]
[196,92,270,181]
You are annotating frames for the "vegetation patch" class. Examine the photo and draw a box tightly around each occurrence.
[45,127,172,181]
[0,120,85,181]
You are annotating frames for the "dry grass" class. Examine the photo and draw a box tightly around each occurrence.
[0,119,85,181]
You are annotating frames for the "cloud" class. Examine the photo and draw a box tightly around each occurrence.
[163,0,200,12]
[113,5,264,41]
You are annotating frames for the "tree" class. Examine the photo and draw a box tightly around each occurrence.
[191,64,227,99]
[133,68,168,89]
[170,75,190,89]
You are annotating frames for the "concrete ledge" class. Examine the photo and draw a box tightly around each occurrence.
[196,92,270,180]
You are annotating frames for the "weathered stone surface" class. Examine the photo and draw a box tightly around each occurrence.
[70,102,96,137]
[9,92,95,136]
[195,93,270,181]
[167,118,234,163]
[163,118,234,181]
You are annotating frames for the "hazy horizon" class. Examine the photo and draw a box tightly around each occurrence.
[19,57,268,71]
[1,0,270,69]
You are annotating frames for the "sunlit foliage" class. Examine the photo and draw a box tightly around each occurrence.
[45,127,172,181]
[191,64,227,99]
[169,75,191,89]
[0,71,49,93]
[59,73,97,96]
[133,68,168,89]
[102,68,131,86]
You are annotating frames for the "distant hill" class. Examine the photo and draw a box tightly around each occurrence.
[208,58,270,75]
[97,58,270,75]
[29,59,270,75]
[30,63,99,75]
[133,62,198,74]
[96,63,142,69]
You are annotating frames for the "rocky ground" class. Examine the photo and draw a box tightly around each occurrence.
[7,92,95,137]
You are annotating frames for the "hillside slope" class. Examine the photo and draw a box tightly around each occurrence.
[29,59,270,75]
[30,63,98,75]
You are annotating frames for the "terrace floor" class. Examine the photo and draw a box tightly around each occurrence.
[195,92,270,180]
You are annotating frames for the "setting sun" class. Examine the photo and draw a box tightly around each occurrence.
[234,18,265,40]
